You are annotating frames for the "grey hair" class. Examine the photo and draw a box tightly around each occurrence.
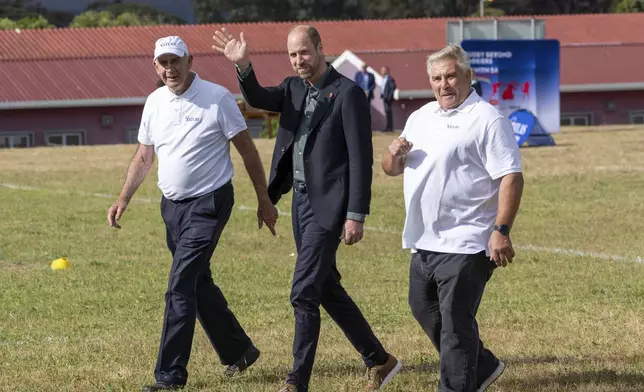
[426,44,472,76]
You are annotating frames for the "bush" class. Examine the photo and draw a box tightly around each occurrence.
[259,116,280,139]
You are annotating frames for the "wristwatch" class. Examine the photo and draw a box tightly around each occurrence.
[494,224,511,236]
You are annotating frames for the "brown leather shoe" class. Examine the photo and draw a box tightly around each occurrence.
[365,354,402,391]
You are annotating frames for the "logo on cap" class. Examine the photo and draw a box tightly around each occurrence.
[154,36,189,60]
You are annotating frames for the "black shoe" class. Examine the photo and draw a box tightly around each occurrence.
[477,360,505,392]
[141,382,184,391]
[223,345,260,377]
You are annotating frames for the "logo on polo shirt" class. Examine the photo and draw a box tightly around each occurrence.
[185,116,201,122]
[447,124,460,129]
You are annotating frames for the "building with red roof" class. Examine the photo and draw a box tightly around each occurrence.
[1,13,644,147]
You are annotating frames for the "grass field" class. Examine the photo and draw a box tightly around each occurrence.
[1,126,644,392]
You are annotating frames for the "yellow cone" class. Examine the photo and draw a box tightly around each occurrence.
[50,257,71,270]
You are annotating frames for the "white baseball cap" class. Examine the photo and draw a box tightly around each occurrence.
[154,36,189,61]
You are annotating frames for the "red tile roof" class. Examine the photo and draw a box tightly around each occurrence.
[0,54,291,103]
[0,19,443,61]
[1,13,644,105]
[1,13,643,61]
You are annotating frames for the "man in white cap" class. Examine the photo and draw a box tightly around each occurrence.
[107,35,278,391]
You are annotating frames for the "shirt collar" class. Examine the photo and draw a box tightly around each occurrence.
[303,64,332,91]
[433,88,480,116]
[166,72,200,102]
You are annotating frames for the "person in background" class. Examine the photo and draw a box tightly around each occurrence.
[355,62,376,103]
[380,65,396,132]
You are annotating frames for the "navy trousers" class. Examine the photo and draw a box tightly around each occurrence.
[286,182,389,390]
[383,100,394,132]
[155,182,253,385]
[408,250,499,392]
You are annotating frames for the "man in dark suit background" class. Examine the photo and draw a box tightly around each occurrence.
[213,25,401,392]
[380,65,396,132]
[355,63,376,102]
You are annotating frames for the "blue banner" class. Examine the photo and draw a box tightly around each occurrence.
[461,39,560,147]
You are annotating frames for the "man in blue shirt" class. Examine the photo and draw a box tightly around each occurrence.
[354,63,376,102]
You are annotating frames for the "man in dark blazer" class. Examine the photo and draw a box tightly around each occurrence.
[380,65,396,132]
[355,63,376,102]
[213,25,401,392]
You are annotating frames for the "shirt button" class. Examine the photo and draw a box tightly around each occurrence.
[299,152,302,155]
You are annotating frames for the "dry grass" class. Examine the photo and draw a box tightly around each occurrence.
[1,126,644,391]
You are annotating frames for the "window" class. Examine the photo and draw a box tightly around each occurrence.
[629,112,644,125]
[101,115,114,127]
[0,133,33,148]
[561,113,592,126]
[46,132,84,146]
[125,127,139,144]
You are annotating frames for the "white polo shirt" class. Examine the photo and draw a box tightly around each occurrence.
[138,74,247,201]
[400,90,522,255]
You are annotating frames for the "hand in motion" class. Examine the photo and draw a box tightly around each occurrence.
[212,27,249,67]
[107,198,129,229]
[257,199,278,236]
[488,231,515,267]
[340,219,364,246]
[388,137,413,158]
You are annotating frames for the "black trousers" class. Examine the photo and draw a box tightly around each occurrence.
[155,182,252,385]
[287,183,389,390]
[383,99,393,132]
[408,250,499,392]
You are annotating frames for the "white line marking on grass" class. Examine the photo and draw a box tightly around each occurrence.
[2,183,643,264]
[515,244,644,264]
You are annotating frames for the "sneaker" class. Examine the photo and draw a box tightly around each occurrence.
[477,360,505,392]
[278,383,298,392]
[365,354,403,391]
[223,345,261,377]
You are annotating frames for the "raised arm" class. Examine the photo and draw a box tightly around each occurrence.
[212,27,285,112]
[382,137,412,177]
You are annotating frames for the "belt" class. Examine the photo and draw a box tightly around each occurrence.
[293,181,307,194]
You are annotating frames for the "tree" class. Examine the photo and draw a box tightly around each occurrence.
[0,17,17,29]
[87,1,186,24]
[0,0,33,19]
[612,0,644,12]
[191,0,633,22]
[515,0,613,14]
[364,0,486,19]
[69,10,114,27]
[69,10,160,27]
[114,11,148,26]
[17,14,53,28]
[0,14,53,29]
